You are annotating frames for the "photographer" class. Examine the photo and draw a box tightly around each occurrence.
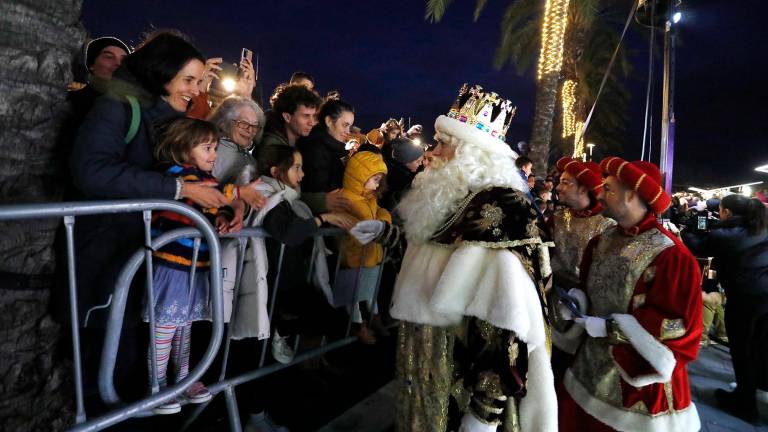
[683,194,768,423]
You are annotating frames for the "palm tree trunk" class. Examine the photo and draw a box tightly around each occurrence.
[529,72,560,174]
[0,1,84,430]
[560,7,588,158]
[529,0,570,175]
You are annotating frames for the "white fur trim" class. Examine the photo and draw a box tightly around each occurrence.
[519,345,559,432]
[564,369,701,432]
[435,115,517,158]
[429,245,545,347]
[610,313,676,387]
[390,243,458,326]
[459,413,499,432]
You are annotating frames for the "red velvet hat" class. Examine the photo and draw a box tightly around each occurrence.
[599,157,671,214]
[556,157,604,197]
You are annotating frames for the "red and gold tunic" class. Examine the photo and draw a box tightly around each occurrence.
[561,213,703,432]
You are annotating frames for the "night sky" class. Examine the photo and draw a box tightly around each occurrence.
[81,0,768,189]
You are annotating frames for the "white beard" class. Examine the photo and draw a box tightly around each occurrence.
[397,140,528,244]
[398,157,470,244]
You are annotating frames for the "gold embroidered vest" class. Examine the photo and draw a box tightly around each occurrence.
[569,226,674,411]
[551,209,614,288]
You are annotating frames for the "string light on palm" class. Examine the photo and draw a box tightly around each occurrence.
[537,0,571,81]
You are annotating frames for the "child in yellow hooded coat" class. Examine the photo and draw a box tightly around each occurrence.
[339,151,392,268]
[338,151,391,343]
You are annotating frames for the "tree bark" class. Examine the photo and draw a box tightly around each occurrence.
[0,1,84,430]
[528,70,560,175]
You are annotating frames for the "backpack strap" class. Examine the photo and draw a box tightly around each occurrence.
[123,95,141,144]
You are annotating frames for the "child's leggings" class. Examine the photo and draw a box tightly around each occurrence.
[148,322,191,387]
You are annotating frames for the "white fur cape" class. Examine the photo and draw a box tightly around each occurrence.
[391,242,558,432]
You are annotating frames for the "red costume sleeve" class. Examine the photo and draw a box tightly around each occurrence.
[610,242,703,389]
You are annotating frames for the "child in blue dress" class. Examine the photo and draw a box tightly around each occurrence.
[146,118,259,414]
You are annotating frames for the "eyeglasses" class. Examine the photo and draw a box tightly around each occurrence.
[233,120,261,132]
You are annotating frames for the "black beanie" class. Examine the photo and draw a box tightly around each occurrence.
[85,36,130,68]
[391,138,424,164]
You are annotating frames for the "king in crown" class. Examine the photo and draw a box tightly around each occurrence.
[389,82,557,432]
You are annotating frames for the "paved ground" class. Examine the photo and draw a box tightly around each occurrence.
[104,332,767,431]
[688,342,768,432]
[320,340,768,432]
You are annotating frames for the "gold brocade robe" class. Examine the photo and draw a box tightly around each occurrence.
[393,187,553,432]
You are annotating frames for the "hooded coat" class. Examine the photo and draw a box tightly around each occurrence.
[339,151,391,268]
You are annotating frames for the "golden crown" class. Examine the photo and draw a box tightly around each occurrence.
[447,84,517,142]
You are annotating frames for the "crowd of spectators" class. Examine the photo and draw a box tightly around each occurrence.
[59,29,426,425]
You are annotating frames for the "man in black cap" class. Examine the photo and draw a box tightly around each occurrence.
[68,37,130,118]
[59,36,130,200]
[85,36,130,81]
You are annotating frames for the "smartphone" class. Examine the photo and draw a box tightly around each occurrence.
[238,48,253,78]
[697,215,707,231]
[241,48,253,64]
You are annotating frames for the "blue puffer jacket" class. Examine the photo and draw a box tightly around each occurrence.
[70,69,181,200]
[684,216,768,310]
[67,67,184,326]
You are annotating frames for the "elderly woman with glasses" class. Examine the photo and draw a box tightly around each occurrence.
[208,96,265,185]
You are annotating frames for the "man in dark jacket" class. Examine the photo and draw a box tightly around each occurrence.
[261,84,322,148]
[60,36,131,200]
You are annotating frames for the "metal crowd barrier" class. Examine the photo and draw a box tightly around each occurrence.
[0,199,388,432]
[109,227,384,432]
[0,200,224,431]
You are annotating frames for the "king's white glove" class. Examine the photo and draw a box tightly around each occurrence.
[350,220,385,245]
[574,316,607,338]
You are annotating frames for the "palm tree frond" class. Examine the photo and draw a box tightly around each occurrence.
[474,0,489,21]
[493,0,541,73]
[425,0,454,22]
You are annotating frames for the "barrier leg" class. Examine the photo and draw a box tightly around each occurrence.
[259,244,285,368]
[220,238,247,380]
[224,386,243,432]
[64,215,87,423]
[143,210,160,395]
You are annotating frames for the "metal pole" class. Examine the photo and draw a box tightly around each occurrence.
[659,1,677,193]
[64,216,86,424]
[223,386,243,432]
[259,244,286,368]
[143,210,160,394]
[665,8,677,193]
[219,238,247,380]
